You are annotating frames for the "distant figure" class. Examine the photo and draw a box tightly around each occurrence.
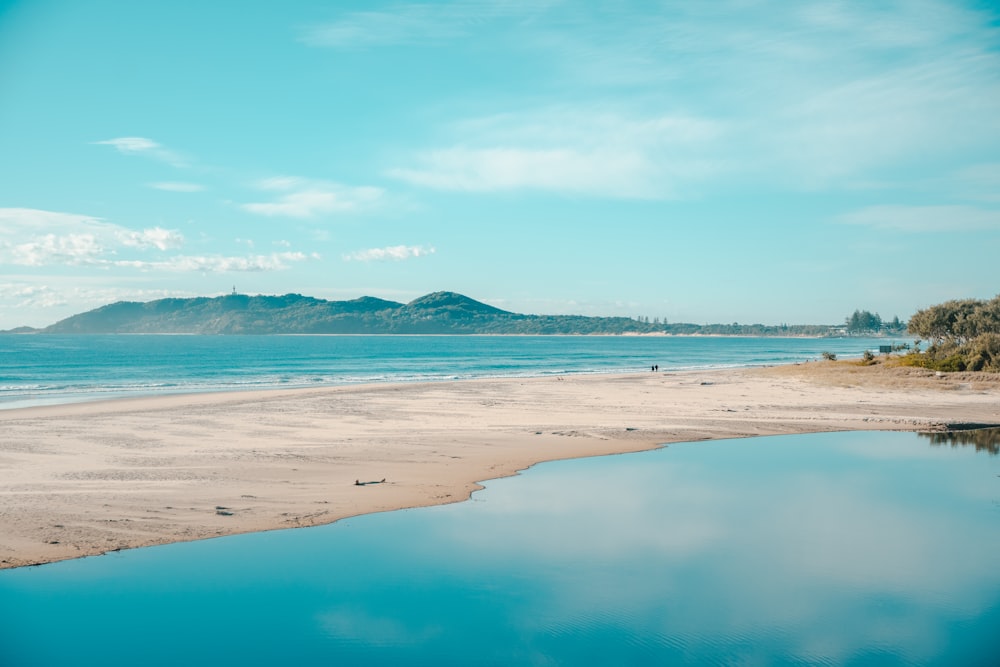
[651,365,655,372]
[355,479,361,486]
[655,365,659,372]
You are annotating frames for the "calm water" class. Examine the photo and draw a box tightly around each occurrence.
[1,430,997,666]
[0,334,889,409]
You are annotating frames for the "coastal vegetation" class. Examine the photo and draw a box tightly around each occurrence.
[6,291,857,336]
[903,295,1000,372]
[844,310,905,335]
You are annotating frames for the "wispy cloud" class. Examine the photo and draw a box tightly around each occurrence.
[388,110,726,199]
[299,8,462,48]
[115,252,315,273]
[241,177,383,218]
[298,1,553,48]
[389,147,651,197]
[148,181,206,192]
[377,1,999,195]
[93,136,189,167]
[343,245,435,261]
[769,53,1000,187]
[94,137,159,153]
[837,205,1000,232]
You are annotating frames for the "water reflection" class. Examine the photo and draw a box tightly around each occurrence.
[0,431,998,666]
[428,432,1000,664]
[919,427,1000,455]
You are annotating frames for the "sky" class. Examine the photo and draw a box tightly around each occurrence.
[1,0,999,329]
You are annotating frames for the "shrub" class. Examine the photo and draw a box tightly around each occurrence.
[898,351,929,368]
[962,333,1000,372]
[934,354,968,372]
[821,351,837,361]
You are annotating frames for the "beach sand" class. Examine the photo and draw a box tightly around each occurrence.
[2,361,998,569]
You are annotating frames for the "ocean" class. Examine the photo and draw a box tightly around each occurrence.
[0,334,893,409]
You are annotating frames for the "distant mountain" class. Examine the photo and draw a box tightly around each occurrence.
[4,291,840,336]
[25,291,639,335]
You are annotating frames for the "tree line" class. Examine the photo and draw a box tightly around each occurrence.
[844,310,905,334]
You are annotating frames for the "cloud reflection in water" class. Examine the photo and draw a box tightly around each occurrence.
[424,431,1000,664]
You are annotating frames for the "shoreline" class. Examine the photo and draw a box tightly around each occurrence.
[2,363,998,570]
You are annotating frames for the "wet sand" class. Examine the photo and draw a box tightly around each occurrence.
[2,362,998,569]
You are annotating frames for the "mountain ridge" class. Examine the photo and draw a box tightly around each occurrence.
[4,291,840,336]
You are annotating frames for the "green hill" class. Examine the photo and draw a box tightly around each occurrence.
[33,291,636,335]
[9,291,842,336]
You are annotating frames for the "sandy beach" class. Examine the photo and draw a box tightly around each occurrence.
[2,361,998,569]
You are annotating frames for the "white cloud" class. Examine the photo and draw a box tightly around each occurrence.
[0,207,185,267]
[343,245,435,262]
[241,177,384,218]
[837,205,1000,232]
[148,181,206,192]
[118,227,185,251]
[93,136,189,167]
[11,233,105,267]
[95,136,160,153]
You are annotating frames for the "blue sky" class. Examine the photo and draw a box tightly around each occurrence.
[1,0,998,329]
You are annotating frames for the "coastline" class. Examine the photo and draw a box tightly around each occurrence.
[2,363,998,570]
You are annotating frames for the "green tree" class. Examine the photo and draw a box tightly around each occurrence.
[903,295,1000,372]
[908,298,988,343]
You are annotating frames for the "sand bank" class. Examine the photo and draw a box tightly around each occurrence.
[2,363,998,569]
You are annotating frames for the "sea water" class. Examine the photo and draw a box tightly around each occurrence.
[0,430,997,666]
[0,334,890,409]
